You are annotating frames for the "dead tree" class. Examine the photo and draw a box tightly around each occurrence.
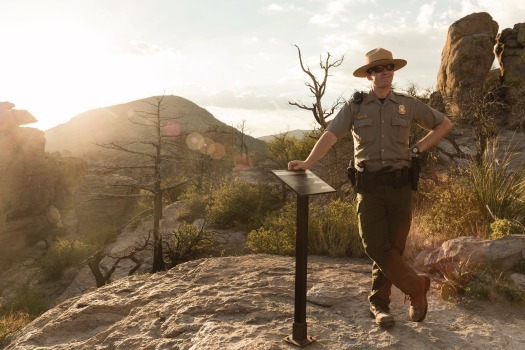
[96,96,191,272]
[288,44,345,129]
[87,232,151,287]
[287,45,351,186]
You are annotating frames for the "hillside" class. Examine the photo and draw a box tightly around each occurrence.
[44,95,267,157]
[257,129,313,142]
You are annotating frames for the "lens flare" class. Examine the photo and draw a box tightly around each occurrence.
[207,142,226,160]
[186,132,205,150]
[165,122,181,136]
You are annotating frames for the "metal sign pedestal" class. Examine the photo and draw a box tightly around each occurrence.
[271,170,336,348]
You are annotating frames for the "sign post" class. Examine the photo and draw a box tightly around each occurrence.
[271,170,336,347]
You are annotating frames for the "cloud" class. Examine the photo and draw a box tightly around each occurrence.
[416,1,436,28]
[191,89,296,111]
[309,0,351,27]
[120,41,182,57]
[266,3,308,13]
[204,106,318,137]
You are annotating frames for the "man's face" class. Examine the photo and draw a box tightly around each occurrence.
[366,64,394,89]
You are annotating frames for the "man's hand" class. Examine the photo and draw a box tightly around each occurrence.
[286,130,337,171]
[287,160,309,171]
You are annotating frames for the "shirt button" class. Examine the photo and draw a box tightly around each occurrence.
[381,149,385,152]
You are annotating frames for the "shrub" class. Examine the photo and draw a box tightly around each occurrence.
[2,285,47,317]
[247,198,363,258]
[163,221,217,268]
[439,261,525,302]
[490,218,525,239]
[0,284,47,346]
[412,177,483,244]
[246,202,296,256]
[42,237,96,281]
[468,137,525,229]
[0,310,32,347]
[207,178,259,227]
[309,199,363,257]
[177,184,210,221]
[84,227,119,247]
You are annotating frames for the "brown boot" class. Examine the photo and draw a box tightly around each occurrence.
[408,275,431,322]
[370,305,395,328]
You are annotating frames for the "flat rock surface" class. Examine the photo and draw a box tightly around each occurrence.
[7,254,525,349]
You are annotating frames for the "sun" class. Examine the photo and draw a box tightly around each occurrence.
[0,15,117,130]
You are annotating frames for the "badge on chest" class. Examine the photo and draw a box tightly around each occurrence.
[398,105,406,115]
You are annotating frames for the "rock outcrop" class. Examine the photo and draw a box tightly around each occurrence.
[436,12,499,116]
[6,255,525,349]
[495,21,525,109]
[0,103,87,270]
[496,22,525,86]
[434,127,525,170]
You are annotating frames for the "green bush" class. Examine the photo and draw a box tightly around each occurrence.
[163,221,217,267]
[247,199,363,257]
[414,177,483,243]
[246,202,296,256]
[178,184,210,221]
[0,283,47,346]
[83,227,119,247]
[490,218,525,239]
[309,199,363,257]
[42,238,96,281]
[207,177,278,228]
[468,137,525,228]
[1,285,47,317]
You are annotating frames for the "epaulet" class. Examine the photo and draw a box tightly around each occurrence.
[393,91,415,99]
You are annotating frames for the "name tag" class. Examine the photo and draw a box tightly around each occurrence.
[357,114,368,120]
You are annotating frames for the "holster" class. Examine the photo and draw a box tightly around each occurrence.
[347,160,357,187]
[410,156,421,191]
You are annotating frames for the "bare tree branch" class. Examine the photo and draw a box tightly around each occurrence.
[288,44,345,129]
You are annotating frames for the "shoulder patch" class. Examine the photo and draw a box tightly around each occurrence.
[351,91,366,104]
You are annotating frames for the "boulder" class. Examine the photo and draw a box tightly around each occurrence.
[0,102,36,131]
[436,12,499,116]
[414,235,525,275]
[495,22,525,112]
[0,104,87,272]
[496,22,525,86]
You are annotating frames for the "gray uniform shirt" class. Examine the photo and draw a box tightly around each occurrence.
[327,90,445,171]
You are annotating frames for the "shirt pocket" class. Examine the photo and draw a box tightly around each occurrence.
[391,117,410,145]
[353,118,374,144]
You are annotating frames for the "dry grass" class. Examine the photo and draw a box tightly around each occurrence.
[0,311,32,347]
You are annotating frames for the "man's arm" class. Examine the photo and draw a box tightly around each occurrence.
[288,130,338,170]
[414,116,453,152]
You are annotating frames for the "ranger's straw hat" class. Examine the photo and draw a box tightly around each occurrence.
[353,48,407,78]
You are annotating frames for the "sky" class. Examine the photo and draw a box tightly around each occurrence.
[0,0,523,137]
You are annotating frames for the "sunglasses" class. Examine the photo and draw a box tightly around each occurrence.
[367,64,395,74]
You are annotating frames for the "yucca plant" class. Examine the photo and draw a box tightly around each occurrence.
[468,136,525,231]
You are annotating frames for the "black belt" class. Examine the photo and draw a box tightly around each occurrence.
[357,167,411,189]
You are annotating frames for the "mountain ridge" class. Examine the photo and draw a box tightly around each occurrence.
[44,95,267,156]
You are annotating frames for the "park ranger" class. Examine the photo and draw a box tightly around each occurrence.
[288,48,453,327]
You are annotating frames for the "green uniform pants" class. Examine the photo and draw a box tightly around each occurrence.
[357,183,420,309]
